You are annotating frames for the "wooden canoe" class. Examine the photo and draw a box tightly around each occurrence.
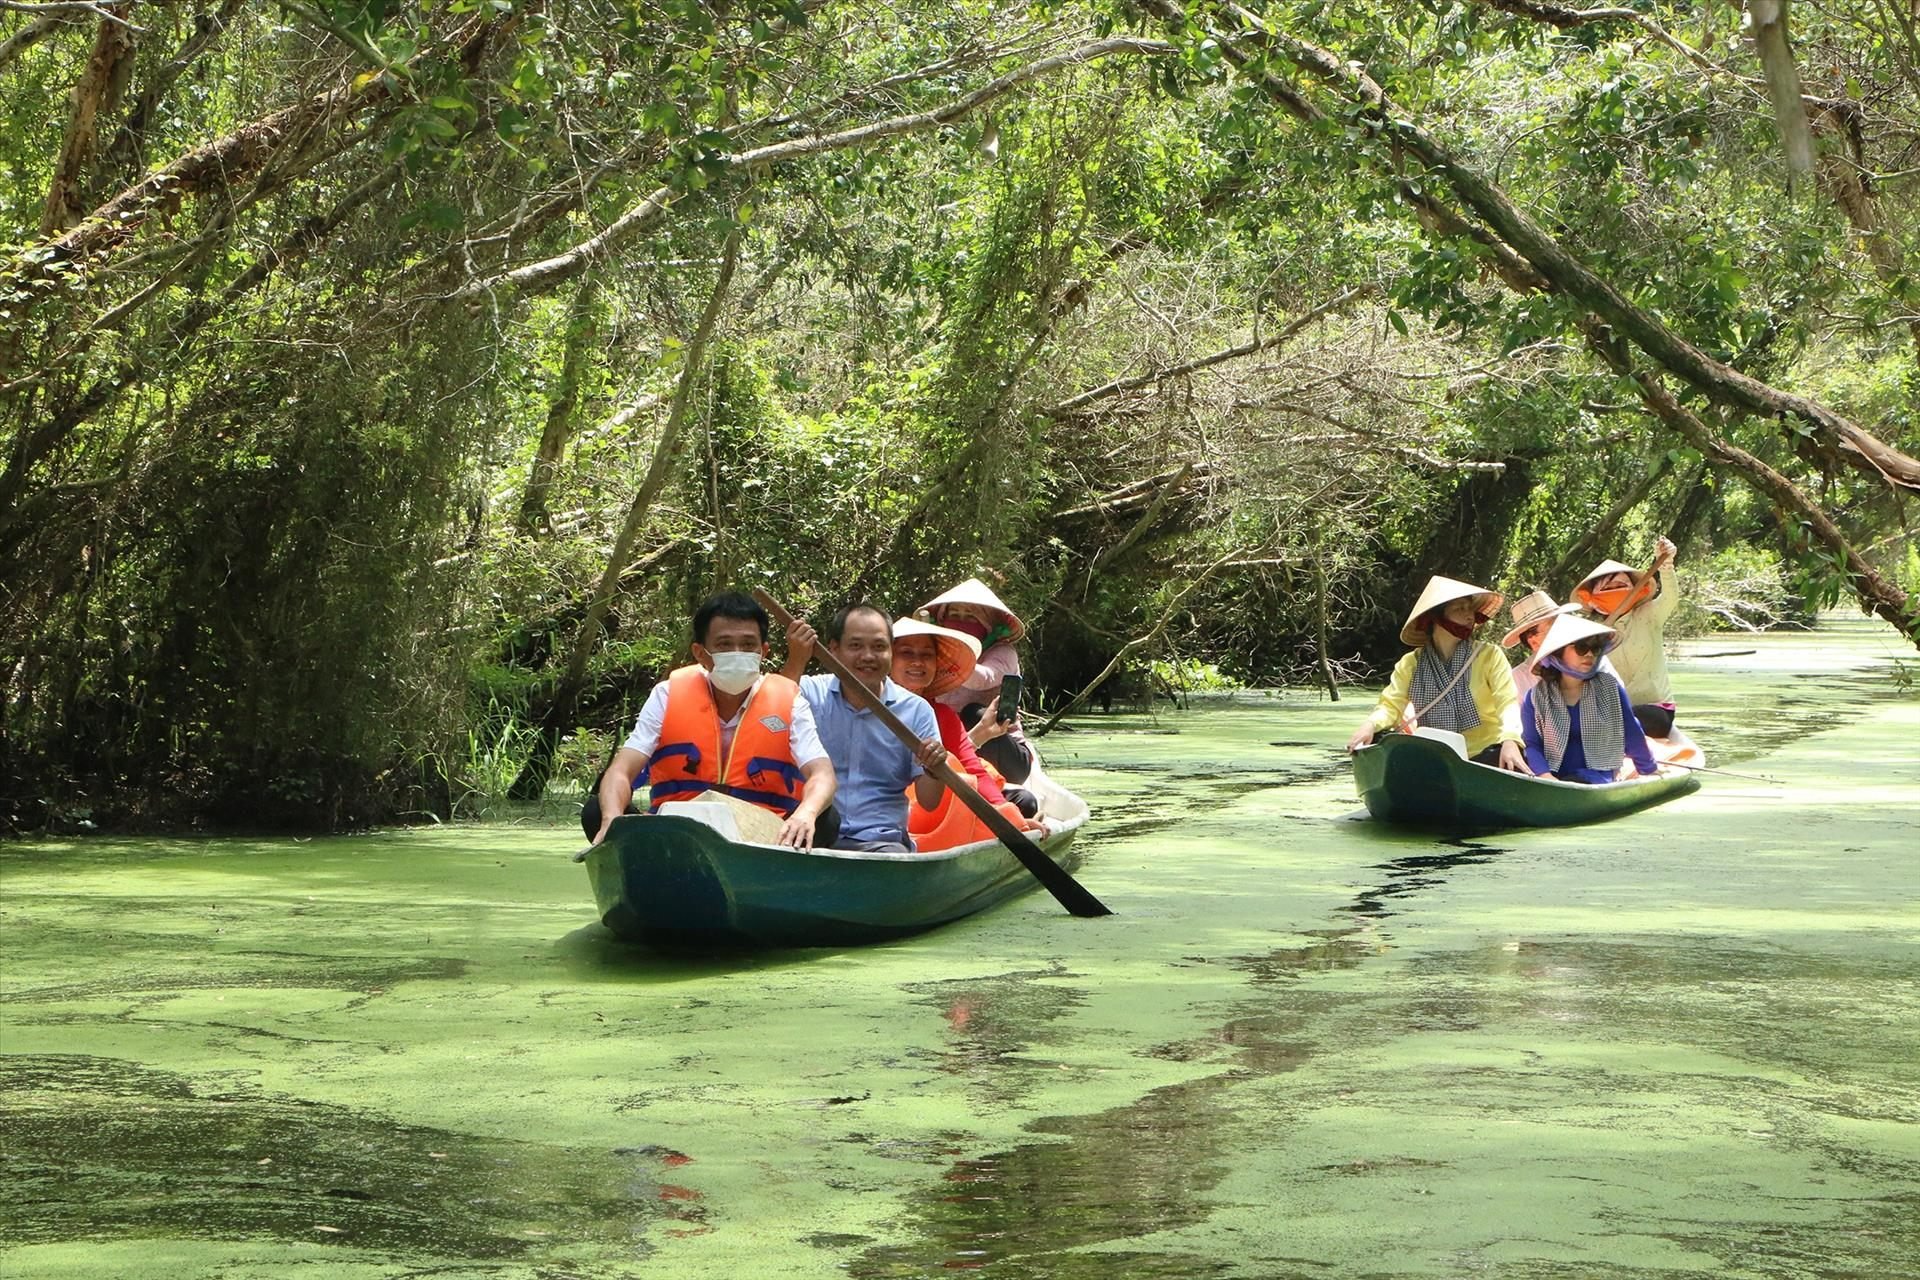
[581,772,1092,948]
[1353,730,1700,832]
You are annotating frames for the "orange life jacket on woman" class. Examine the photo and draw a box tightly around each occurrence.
[647,665,806,816]
[906,757,1032,853]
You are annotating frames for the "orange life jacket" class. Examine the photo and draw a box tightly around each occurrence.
[906,757,1032,853]
[647,665,806,816]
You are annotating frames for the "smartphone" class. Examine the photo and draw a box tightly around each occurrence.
[996,674,1023,723]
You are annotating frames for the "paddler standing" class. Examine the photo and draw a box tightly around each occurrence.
[1573,535,1680,737]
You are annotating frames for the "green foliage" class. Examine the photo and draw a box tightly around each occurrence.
[3,0,1915,829]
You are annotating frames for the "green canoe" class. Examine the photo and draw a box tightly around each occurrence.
[581,774,1092,948]
[1353,731,1700,832]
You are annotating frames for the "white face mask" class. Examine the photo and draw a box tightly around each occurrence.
[707,650,761,695]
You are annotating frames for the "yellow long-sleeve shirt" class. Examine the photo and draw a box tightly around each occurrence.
[1365,641,1523,758]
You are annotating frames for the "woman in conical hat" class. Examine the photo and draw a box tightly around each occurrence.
[1501,589,1582,702]
[891,618,1033,829]
[917,578,1037,809]
[1574,535,1680,737]
[1521,613,1659,784]
[1346,575,1528,771]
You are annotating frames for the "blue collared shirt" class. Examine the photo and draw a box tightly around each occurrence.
[799,674,938,845]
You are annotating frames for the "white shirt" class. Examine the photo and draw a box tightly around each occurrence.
[623,673,826,767]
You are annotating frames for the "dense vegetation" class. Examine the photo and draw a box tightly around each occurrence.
[3,0,1915,832]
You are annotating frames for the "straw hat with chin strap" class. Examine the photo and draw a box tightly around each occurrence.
[1399,576,1504,647]
[1577,558,1637,589]
[1528,612,1620,674]
[917,578,1026,642]
[891,618,981,699]
[1500,590,1579,649]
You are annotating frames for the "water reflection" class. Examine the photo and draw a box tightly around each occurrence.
[903,966,1088,1106]
[849,1073,1238,1279]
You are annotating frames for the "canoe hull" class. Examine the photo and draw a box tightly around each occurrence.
[1353,733,1698,832]
[583,782,1090,948]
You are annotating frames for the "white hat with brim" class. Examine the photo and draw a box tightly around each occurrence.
[918,578,1026,642]
[1399,576,1504,647]
[891,618,981,699]
[1529,612,1620,674]
[1500,590,1580,648]
[1577,558,1638,589]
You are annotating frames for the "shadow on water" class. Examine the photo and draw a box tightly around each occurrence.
[549,922,860,981]
[0,1055,695,1262]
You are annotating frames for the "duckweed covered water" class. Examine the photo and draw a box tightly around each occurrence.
[3,618,1916,1277]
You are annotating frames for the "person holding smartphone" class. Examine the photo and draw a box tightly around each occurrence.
[917,577,1039,817]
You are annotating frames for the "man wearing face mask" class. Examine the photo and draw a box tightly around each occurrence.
[582,592,838,849]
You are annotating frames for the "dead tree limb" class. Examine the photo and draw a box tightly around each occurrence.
[1034,548,1237,735]
[1046,286,1371,418]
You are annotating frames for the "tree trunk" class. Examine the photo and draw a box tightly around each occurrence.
[1311,530,1339,701]
[508,227,742,800]
[1667,462,1718,560]
[39,2,137,236]
[517,281,601,535]
[1547,453,1673,585]
[1747,1,1816,181]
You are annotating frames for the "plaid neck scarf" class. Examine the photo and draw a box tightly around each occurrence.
[1410,639,1481,732]
[1533,669,1626,773]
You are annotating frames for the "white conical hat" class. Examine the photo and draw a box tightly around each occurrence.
[891,618,980,698]
[1528,612,1620,673]
[917,578,1025,642]
[1400,576,1504,647]
[1577,558,1637,589]
[1500,590,1579,648]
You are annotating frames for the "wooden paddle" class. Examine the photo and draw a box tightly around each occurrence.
[753,589,1112,919]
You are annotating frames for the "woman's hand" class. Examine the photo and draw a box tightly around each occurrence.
[1497,740,1529,773]
[1346,723,1377,753]
[970,698,1010,746]
[1653,535,1676,571]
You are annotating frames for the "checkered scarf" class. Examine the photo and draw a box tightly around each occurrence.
[1409,639,1481,732]
[1532,669,1627,774]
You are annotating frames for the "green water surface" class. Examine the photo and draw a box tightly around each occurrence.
[3,618,1916,1278]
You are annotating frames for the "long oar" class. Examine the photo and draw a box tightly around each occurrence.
[753,589,1112,919]
[1603,557,1659,624]
[1658,760,1786,785]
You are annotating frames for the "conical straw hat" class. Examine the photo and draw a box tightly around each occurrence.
[1528,612,1619,673]
[891,618,980,698]
[1577,558,1637,589]
[1500,590,1579,648]
[1399,576,1504,647]
[917,578,1025,642]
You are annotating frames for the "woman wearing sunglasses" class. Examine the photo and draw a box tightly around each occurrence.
[1521,613,1659,784]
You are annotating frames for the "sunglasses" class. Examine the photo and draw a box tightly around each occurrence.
[1570,637,1608,657]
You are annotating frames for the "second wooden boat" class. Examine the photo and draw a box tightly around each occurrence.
[1353,729,1700,832]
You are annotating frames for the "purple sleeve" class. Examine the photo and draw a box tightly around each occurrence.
[1620,684,1659,774]
[1520,689,1549,775]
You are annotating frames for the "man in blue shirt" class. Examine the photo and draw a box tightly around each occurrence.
[791,603,947,851]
